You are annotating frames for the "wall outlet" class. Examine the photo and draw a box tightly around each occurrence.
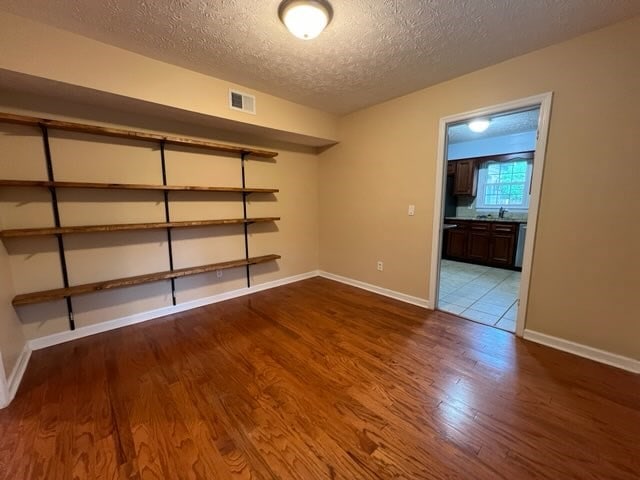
[216,270,223,278]
[377,261,384,271]
[408,204,416,216]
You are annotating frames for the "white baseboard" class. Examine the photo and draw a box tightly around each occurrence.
[523,330,640,374]
[29,270,320,351]
[318,271,432,309]
[0,354,7,408]
[0,344,32,408]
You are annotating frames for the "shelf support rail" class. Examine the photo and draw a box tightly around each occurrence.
[40,124,75,330]
[241,152,251,288]
[160,140,177,305]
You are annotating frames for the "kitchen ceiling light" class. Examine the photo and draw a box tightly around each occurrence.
[279,0,333,40]
[468,118,491,133]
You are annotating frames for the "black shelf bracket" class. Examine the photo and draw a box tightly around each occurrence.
[40,124,75,330]
[160,141,177,305]
[241,152,251,288]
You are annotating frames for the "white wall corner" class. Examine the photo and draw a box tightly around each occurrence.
[0,344,32,409]
[0,350,8,408]
[523,329,640,374]
[318,271,432,309]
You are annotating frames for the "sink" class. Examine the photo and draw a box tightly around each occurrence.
[474,215,522,222]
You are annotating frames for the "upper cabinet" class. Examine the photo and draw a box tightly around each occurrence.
[452,159,477,196]
[447,151,534,198]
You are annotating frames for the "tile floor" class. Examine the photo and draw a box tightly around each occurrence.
[437,259,520,332]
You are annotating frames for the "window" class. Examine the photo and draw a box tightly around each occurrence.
[476,158,532,210]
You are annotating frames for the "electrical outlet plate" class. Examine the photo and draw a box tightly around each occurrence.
[377,261,384,271]
[408,204,415,216]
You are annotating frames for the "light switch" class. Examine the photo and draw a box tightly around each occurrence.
[408,204,416,216]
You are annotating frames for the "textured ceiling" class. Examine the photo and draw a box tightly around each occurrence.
[1,1,640,114]
[448,108,540,144]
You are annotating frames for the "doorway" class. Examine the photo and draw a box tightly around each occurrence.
[429,94,553,336]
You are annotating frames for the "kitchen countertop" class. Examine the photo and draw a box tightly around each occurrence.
[445,217,527,224]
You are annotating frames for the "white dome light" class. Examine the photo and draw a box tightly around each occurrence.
[279,0,332,40]
[468,119,491,133]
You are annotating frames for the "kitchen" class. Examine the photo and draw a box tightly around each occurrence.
[437,108,539,332]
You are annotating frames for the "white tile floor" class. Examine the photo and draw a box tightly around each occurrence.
[437,259,520,332]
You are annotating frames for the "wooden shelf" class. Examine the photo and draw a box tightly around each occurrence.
[0,217,280,238]
[0,112,278,158]
[0,179,278,194]
[1,110,281,329]
[12,254,281,306]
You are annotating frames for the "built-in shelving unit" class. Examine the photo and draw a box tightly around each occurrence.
[0,217,281,238]
[0,112,281,330]
[12,254,281,307]
[0,112,278,158]
[0,179,279,194]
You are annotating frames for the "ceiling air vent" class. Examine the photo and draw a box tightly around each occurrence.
[229,90,256,115]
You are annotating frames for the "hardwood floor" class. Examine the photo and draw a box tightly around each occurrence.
[0,277,638,479]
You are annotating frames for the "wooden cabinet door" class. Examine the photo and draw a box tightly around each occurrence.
[447,162,455,176]
[490,234,516,266]
[467,223,490,262]
[446,227,468,259]
[453,160,477,196]
[489,223,517,267]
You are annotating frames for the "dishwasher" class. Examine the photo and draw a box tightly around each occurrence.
[515,223,527,268]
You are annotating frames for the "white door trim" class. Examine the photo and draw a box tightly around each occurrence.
[429,92,554,337]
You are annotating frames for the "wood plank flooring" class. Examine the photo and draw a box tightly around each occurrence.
[0,277,638,479]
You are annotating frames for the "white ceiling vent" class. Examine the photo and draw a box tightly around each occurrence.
[229,89,256,115]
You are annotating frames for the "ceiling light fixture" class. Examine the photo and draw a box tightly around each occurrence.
[468,118,491,133]
[279,0,333,40]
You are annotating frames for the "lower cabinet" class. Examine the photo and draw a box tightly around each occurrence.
[443,220,518,268]
[467,223,491,262]
[489,223,517,267]
[444,221,469,261]
[446,226,468,260]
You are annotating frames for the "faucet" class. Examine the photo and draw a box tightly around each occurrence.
[498,207,508,218]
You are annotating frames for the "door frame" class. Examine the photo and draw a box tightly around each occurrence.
[429,92,553,336]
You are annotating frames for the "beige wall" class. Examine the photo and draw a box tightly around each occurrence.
[319,17,640,360]
[0,98,319,341]
[0,11,338,144]
[1,14,638,373]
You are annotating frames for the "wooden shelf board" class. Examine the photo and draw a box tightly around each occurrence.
[12,254,281,306]
[0,217,280,238]
[0,179,278,194]
[0,112,278,158]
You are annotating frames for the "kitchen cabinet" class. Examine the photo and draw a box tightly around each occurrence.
[448,151,534,197]
[453,159,477,196]
[489,223,517,267]
[447,162,456,176]
[443,220,519,268]
[445,222,468,259]
[467,223,490,262]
